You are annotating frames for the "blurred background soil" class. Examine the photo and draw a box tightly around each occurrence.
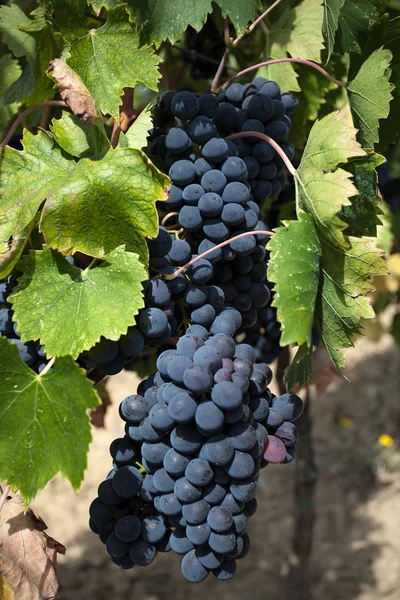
[33,333,400,600]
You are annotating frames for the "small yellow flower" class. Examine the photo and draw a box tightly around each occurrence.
[339,417,353,428]
[378,434,394,448]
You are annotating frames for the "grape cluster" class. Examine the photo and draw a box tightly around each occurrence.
[150,80,298,335]
[89,76,304,581]
[86,76,299,376]
[0,273,48,372]
[89,329,303,581]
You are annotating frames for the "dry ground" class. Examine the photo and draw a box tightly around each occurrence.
[33,334,400,600]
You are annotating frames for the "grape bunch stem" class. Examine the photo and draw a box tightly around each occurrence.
[162,230,275,281]
[221,58,346,91]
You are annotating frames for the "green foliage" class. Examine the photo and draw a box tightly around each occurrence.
[322,0,345,62]
[260,38,300,94]
[284,343,313,392]
[123,102,155,150]
[288,68,335,148]
[268,213,321,348]
[315,236,386,369]
[337,0,379,55]
[348,48,394,149]
[0,337,100,504]
[375,202,394,255]
[9,246,147,358]
[52,2,161,120]
[259,0,325,93]
[0,130,168,262]
[340,152,385,238]
[0,131,73,255]
[368,18,400,151]
[49,111,110,158]
[0,5,61,106]
[129,0,258,46]
[296,112,365,248]
[0,4,36,61]
[0,54,21,139]
[268,112,387,386]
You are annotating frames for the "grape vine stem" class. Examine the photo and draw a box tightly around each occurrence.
[221,58,346,90]
[163,230,275,280]
[0,485,11,513]
[233,0,283,44]
[0,100,67,148]
[225,131,297,175]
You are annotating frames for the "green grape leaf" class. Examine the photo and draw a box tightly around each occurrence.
[128,0,257,46]
[348,48,394,149]
[53,2,161,119]
[1,63,35,108]
[322,0,344,62]
[373,18,400,151]
[268,212,321,347]
[338,0,379,55]
[40,147,167,260]
[90,0,119,11]
[0,130,168,261]
[216,0,259,37]
[289,68,335,148]
[9,246,146,358]
[0,54,21,139]
[0,4,36,61]
[274,114,387,387]
[340,152,385,238]
[284,343,313,392]
[285,0,325,62]
[375,202,394,256]
[296,111,365,248]
[123,102,154,150]
[0,131,74,254]
[0,8,59,107]
[316,236,386,369]
[260,0,325,93]
[49,111,110,158]
[26,25,62,107]
[260,42,300,93]
[0,337,100,504]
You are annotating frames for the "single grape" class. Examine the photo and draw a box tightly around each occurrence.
[170,529,195,554]
[168,392,198,423]
[186,522,211,545]
[129,538,157,566]
[195,401,224,434]
[111,466,142,498]
[171,91,199,120]
[181,549,209,582]
[198,192,223,217]
[166,127,191,153]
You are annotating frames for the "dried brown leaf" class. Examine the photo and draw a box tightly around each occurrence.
[47,59,99,122]
[0,494,65,600]
[312,346,343,395]
[0,553,41,600]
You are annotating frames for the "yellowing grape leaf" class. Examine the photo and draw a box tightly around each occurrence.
[268,212,321,347]
[0,130,168,262]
